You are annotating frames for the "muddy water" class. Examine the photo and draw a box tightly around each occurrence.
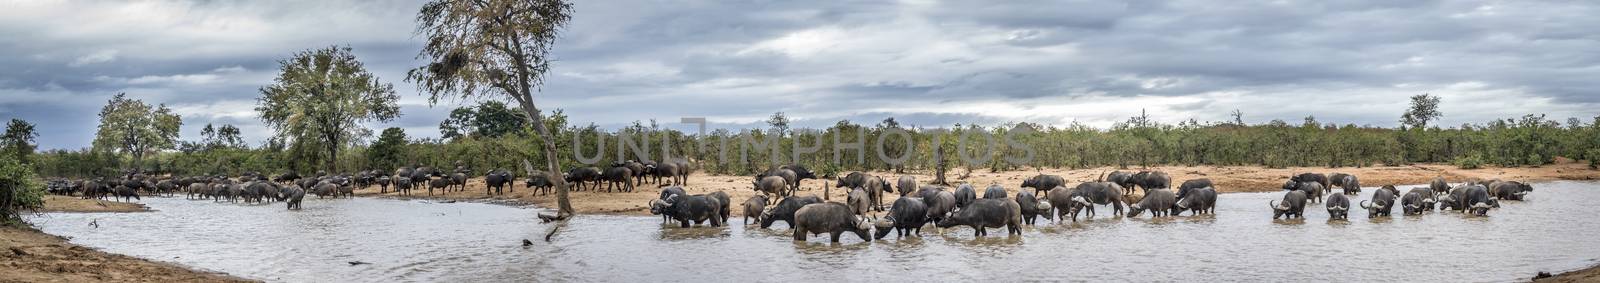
[29,181,1600,282]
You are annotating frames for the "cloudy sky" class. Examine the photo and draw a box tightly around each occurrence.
[2,0,1597,149]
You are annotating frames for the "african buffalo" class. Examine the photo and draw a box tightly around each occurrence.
[760,195,824,229]
[1127,188,1176,218]
[1325,192,1351,220]
[874,197,929,239]
[1172,187,1216,216]
[935,199,1022,238]
[1021,174,1065,198]
[1270,190,1308,219]
[792,203,871,243]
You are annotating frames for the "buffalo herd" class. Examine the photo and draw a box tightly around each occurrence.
[45,163,1537,244]
[693,168,1536,243]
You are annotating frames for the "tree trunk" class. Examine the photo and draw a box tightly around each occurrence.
[521,103,572,217]
[933,145,948,185]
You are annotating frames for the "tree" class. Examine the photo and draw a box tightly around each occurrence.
[1401,94,1442,129]
[369,127,408,171]
[439,107,476,140]
[767,112,790,135]
[92,93,182,173]
[439,100,528,141]
[409,0,576,227]
[0,156,44,227]
[1,119,38,165]
[471,100,528,138]
[257,46,401,173]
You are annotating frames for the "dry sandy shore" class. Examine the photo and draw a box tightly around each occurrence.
[0,227,252,283]
[3,199,252,282]
[36,195,150,213]
[1540,264,1600,282]
[357,162,1600,217]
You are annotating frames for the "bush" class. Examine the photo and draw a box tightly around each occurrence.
[1454,154,1485,170]
[1588,149,1600,169]
[0,157,44,227]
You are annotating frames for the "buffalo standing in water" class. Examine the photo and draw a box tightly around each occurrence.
[982,184,1008,200]
[1015,190,1052,225]
[1172,187,1216,216]
[1105,171,1136,194]
[760,195,824,229]
[1066,182,1125,221]
[1362,187,1398,218]
[953,184,977,209]
[656,186,688,224]
[1464,185,1495,216]
[1127,189,1176,218]
[1325,193,1350,220]
[1283,181,1325,204]
[279,185,306,210]
[742,195,768,225]
[650,194,724,228]
[874,197,929,239]
[1290,173,1330,191]
[792,203,872,243]
[1270,190,1308,220]
[936,199,1022,238]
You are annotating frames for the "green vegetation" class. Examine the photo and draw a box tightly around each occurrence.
[91,93,182,173]
[29,109,1600,179]
[2,119,37,166]
[0,156,43,227]
[256,46,401,174]
[1454,154,1484,169]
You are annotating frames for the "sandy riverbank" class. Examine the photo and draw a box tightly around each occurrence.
[352,162,1600,217]
[0,226,253,283]
[37,195,150,213]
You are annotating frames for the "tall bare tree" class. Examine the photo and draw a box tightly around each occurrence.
[257,46,401,173]
[408,0,576,226]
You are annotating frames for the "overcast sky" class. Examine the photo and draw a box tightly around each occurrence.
[2,0,1597,150]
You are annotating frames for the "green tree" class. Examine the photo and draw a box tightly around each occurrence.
[409,0,576,225]
[439,107,475,140]
[369,127,408,171]
[471,101,528,138]
[0,156,43,227]
[439,100,527,141]
[1401,93,1442,129]
[1,119,38,165]
[92,93,182,173]
[257,46,401,173]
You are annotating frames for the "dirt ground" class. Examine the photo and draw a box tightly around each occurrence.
[37,195,150,213]
[353,163,1600,217]
[0,226,252,283]
[1540,264,1600,282]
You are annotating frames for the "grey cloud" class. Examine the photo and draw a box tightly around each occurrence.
[3,0,1598,150]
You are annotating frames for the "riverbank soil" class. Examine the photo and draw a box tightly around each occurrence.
[0,226,253,283]
[352,163,1600,217]
[38,195,150,213]
[1539,264,1600,282]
